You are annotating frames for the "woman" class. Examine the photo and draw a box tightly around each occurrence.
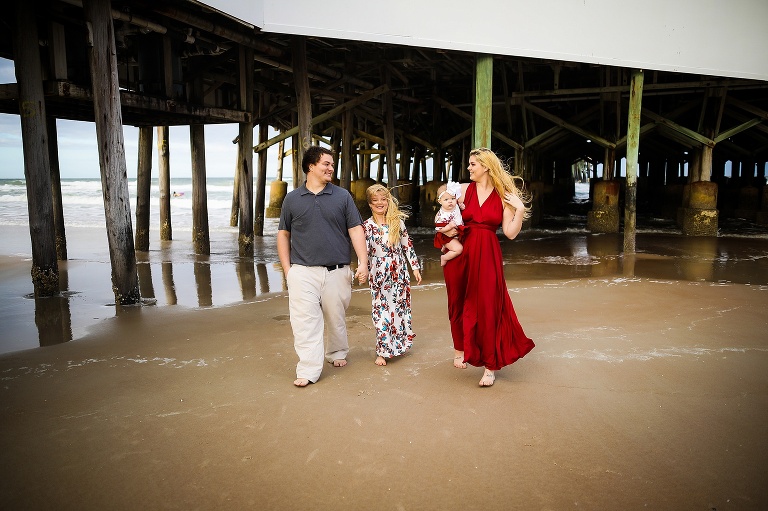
[443,147,535,387]
[363,184,422,366]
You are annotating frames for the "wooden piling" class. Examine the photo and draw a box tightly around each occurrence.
[292,36,311,189]
[83,0,140,305]
[190,124,210,254]
[237,45,254,256]
[254,93,269,236]
[13,1,59,297]
[157,125,172,240]
[473,54,493,149]
[135,126,153,251]
[623,69,643,255]
[47,116,67,261]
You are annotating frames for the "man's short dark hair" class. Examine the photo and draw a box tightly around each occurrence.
[302,145,334,174]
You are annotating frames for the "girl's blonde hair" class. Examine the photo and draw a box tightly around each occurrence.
[366,184,408,246]
[469,147,532,219]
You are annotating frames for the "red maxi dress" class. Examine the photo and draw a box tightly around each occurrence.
[443,182,534,370]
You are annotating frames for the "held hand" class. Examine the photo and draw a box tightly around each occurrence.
[412,269,422,285]
[354,266,369,285]
[444,221,458,238]
[504,192,525,211]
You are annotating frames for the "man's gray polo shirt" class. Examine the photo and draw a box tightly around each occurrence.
[278,183,362,267]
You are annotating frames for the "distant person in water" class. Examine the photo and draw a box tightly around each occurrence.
[277,145,369,387]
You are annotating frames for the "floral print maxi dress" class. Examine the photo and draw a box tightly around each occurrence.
[363,218,421,359]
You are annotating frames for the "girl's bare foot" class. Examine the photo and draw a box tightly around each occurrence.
[453,351,466,369]
[479,369,495,387]
[294,378,310,387]
[375,356,387,366]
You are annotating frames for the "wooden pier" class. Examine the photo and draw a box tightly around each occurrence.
[1,0,767,302]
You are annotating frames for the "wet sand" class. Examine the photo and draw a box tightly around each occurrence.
[1,224,768,509]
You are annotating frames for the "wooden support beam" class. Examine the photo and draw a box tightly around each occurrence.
[442,128,471,149]
[83,0,140,304]
[293,36,312,189]
[13,1,58,297]
[624,70,643,255]
[641,108,715,147]
[135,126,153,251]
[473,54,493,149]
[190,124,210,254]
[382,68,398,192]
[157,126,172,239]
[253,85,389,153]
[714,119,763,144]
[47,117,67,261]
[340,83,354,190]
[254,92,269,236]
[523,100,615,149]
[237,45,255,256]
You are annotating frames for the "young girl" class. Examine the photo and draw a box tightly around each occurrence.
[434,181,466,266]
[363,184,422,366]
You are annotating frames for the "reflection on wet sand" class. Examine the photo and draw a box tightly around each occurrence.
[194,259,213,307]
[34,263,73,347]
[237,258,256,300]
[161,261,177,305]
[19,229,768,354]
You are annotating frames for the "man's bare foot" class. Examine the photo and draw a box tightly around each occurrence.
[294,378,311,387]
[479,369,495,387]
[375,356,387,366]
[453,351,467,369]
[332,359,347,367]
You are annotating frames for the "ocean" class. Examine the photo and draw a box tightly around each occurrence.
[0,177,282,234]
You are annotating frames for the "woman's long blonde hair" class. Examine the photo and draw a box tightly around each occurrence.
[470,147,532,220]
[366,184,408,246]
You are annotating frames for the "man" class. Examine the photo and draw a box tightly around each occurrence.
[277,146,369,387]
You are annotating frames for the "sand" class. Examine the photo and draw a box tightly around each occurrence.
[1,270,767,510]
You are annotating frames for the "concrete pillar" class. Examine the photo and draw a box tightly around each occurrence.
[681,181,718,236]
[587,180,620,233]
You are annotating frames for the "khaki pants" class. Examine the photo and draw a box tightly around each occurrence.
[286,265,352,382]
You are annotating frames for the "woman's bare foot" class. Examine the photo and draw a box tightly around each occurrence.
[294,378,311,387]
[375,356,387,366]
[453,351,467,369]
[332,359,347,367]
[479,369,495,387]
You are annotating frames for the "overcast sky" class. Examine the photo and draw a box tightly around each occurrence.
[0,58,281,180]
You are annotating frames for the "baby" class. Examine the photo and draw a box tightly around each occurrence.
[434,181,465,266]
